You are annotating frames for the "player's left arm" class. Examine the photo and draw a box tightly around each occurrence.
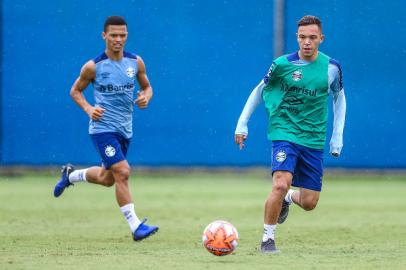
[135,55,153,109]
[329,60,347,157]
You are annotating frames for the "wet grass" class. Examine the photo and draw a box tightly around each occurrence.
[0,172,405,270]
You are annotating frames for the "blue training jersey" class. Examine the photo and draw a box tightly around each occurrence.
[89,51,138,139]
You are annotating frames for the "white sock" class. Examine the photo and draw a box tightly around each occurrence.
[120,203,141,232]
[284,189,295,204]
[68,169,88,183]
[263,224,276,241]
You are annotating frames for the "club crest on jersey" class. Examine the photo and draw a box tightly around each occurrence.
[292,70,303,82]
[126,67,136,78]
[275,151,287,162]
[105,145,116,157]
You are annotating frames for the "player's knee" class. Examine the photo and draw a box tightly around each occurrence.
[103,177,115,187]
[114,167,131,182]
[301,200,318,211]
[272,172,291,195]
[97,170,115,187]
[272,181,289,195]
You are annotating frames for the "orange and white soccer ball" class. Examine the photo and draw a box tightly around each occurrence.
[202,220,239,256]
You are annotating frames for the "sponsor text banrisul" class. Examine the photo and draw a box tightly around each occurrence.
[281,81,317,97]
[96,83,135,93]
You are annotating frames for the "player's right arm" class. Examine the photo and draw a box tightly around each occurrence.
[234,80,266,150]
[234,62,276,150]
[70,61,105,120]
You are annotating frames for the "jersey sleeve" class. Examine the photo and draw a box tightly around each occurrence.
[328,59,344,94]
[328,58,346,156]
[263,62,278,85]
[235,80,265,135]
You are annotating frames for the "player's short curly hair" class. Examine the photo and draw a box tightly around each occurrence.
[104,16,127,32]
[297,15,322,31]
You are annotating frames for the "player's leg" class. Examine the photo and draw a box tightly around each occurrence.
[110,159,158,241]
[88,133,146,236]
[85,166,115,187]
[277,183,295,224]
[99,134,158,241]
[67,165,115,186]
[89,133,142,234]
[110,160,132,206]
[284,144,323,211]
[264,171,293,224]
[261,141,298,253]
[54,163,115,197]
[263,171,293,249]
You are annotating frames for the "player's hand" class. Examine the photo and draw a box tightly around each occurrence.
[235,134,247,150]
[330,135,343,158]
[134,91,150,109]
[329,145,342,158]
[86,106,105,120]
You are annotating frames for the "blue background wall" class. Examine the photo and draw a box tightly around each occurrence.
[1,0,405,168]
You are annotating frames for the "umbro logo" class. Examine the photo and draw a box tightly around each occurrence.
[101,72,110,79]
[282,96,304,105]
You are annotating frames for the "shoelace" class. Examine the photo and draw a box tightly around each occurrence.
[140,218,148,225]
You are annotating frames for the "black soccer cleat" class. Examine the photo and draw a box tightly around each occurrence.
[277,200,291,224]
[260,238,280,253]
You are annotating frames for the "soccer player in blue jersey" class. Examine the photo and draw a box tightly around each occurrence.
[235,15,346,253]
[53,16,158,241]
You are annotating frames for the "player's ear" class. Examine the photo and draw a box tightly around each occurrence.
[320,34,325,43]
[102,32,106,40]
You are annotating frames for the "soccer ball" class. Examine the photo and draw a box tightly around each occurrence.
[202,220,239,256]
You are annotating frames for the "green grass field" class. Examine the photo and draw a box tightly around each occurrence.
[1,171,405,270]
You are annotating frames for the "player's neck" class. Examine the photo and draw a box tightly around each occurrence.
[105,50,124,61]
[298,50,318,62]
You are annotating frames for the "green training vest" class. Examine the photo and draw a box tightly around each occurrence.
[262,52,330,149]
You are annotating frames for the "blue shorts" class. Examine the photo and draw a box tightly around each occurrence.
[271,140,324,191]
[90,132,130,169]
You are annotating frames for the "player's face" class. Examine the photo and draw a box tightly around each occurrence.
[296,24,324,61]
[103,25,128,53]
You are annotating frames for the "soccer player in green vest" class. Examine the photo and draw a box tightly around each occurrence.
[234,15,346,253]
